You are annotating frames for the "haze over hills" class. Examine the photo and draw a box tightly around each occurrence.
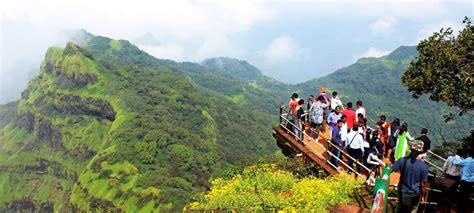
[0,30,471,211]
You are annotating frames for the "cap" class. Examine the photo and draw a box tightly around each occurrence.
[410,140,424,152]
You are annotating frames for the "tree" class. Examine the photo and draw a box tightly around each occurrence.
[402,17,473,120]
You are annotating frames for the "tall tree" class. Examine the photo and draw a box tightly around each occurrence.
[402,17,473,120]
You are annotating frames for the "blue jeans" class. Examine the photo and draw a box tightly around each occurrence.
[348,148,362,174]
[331,147,341,167]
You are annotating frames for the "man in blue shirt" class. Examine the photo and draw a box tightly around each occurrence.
[453,148,474,213]
[391,140,428,213]
[330,119,343,167]
[327,106,342,135]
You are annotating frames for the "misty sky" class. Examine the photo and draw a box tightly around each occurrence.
[0,0,472,103]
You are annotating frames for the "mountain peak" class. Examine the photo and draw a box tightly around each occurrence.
[385,46,417,61]
[56,29,94,47]
[201,57,264,83]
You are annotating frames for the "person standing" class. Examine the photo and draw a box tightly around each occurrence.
[452,148,474,213]
[346,126,365,174]
[331,91,344,111]
[289,93,299,117]
[444,149,464,180]
[309,96,327,139]
[393,123,413,161]
[288,93,300,132]
[387,118,400,159]
[327,106,342,135]
[316,87,331,117]
[342,102,356,129]
[330,119,344,167]
[340,115,348,149]
[295,99,306,140]
[443,149,465,212]
[379,115,391,156]
[355,101,366,122]
[416,128,431,160]
[391,140,428,213]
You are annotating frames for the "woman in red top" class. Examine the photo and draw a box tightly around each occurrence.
[379,115,391,156]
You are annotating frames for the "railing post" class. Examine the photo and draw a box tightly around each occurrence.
[279,106,283,124]
[326,140,330,163]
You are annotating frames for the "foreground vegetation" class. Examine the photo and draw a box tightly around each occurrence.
[186,163,361,212]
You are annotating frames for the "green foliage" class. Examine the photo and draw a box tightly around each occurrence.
[402,17,473,119]
[134,141,157,164]
[186,164,361,212]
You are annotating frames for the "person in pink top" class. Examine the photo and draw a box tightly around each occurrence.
[342,102,356,129]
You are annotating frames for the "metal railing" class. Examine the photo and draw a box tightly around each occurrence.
[278,105,374,182]
[367,116,446,173]
[278,104,448,185]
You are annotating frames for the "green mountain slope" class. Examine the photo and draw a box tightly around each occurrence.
[0,35,277,211]
[295,46,472,144]
[169,57,289,115]
[1,31,472,212]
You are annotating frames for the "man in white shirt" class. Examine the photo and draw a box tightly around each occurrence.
[444,149,464,180]
[355,101,366,122]
[330,91,343,111]
[340,115,348,146]
[346,125,364,173]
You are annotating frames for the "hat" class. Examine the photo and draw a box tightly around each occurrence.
[319,87,327,93]
[410,140,424,152]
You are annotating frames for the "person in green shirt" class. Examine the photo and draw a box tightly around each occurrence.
[393,122,413,161]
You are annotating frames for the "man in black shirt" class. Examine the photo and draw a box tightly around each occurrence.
[416,128,431,160]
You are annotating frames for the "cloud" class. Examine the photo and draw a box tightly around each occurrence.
[0,0,277,102]
[360,48,390,58]
[263,36,305,62]
[370,17,397,35]
[415,20,465,43]
[138,44,185,61]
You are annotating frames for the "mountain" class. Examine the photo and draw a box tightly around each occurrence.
[296,46,472,144]
[0,35,278,211]
[1,30,471,212]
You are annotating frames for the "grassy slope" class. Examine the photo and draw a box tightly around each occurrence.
[0,36,277,211]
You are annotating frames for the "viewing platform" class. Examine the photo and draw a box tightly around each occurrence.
[273,105,459,212]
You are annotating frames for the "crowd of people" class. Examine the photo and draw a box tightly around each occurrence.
[287,88,431,169]
[287,88,473,212]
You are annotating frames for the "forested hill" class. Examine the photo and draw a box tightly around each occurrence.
[175,57,289,114]
[0,31,471,212]
[0,34,278,211]
[295,46,472,144]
